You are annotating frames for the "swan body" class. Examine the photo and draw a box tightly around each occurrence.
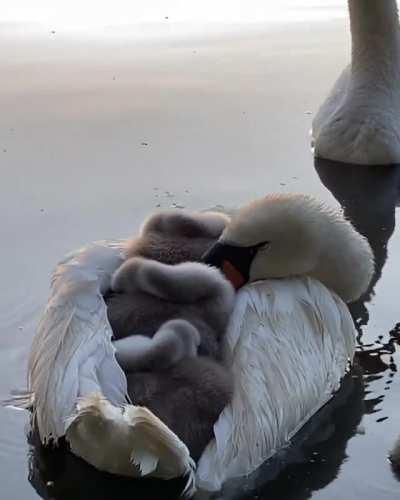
[14,194,373,494]
[21,209,234,494]
[106,212,235,460]
[21,239,357,494]
[312,0,400,165]
[23,241,197,493]
[197,193,373,489]
[197,278,355,491]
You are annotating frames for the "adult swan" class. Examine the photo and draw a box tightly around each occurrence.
[312,0,400,165]
[14,194,374,495]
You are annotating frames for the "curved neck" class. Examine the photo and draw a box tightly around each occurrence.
[349,0,400,79]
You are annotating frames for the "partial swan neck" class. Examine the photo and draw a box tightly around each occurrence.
[349,0,400,79]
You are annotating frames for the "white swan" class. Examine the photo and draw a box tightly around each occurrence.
[312,0,400,165]
[197,193,374,490]
[13,194,373,495]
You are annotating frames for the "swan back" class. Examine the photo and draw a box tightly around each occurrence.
[22,240,196,492]
[197,278,356,490]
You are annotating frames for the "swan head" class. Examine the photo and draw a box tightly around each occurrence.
[202,194,323,288]
[202,193,374,302]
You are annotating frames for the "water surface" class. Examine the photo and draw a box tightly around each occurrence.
[1,5,400,499]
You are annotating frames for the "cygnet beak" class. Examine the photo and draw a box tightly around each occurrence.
[202,241,257,289]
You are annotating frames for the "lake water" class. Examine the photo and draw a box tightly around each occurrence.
[1,2,399,498]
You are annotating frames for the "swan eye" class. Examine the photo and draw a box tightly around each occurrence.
[259,242,270,252]
[252,241,270,255]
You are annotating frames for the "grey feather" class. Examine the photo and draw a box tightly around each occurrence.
[106,210,235,459]
[114,319,200,372]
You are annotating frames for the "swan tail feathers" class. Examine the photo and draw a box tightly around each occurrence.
[130,449,159,476]
[124,404,197,497]
[65,393,196,497]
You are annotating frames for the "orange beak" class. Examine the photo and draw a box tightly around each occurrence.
[222,260,246,289]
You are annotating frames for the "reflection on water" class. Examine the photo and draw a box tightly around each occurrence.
[315,158,400,490]
[315,159,400,335]
[226,367,365,500]
[315,158,400,420]
[26,160,400,499]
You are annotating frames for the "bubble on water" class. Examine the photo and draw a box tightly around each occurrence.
[171,202,185,209]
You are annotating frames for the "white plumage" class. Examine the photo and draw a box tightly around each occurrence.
[25,241,196,493]
[197,278,355,491]
[312,0,400,165]
[18,239,357,494]
[14,193,373,495]
[28,241,127,440]
[66,394,196,496]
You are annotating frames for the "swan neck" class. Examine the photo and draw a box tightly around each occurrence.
[349,0,400,76]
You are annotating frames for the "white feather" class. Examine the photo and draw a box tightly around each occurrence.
[312,0,400,165]
[27,241,127,441]
[19,240,196,492]
[12,239,355,495]
[66,394,196,495]
[196,278,355,491]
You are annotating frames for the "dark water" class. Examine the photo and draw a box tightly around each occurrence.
[1,19,400,500]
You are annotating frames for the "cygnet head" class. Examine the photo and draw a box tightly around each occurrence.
[154,319,201,363]
[202,193,374,303]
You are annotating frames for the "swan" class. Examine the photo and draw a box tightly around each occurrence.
[11,193,373,496]
[18,210,232,495]
[126,209,229,265]
[202,193,374,302]
[312,0,400,165]
[108,258,235,460]
[105,210,235,460]
[197,193,374,490]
